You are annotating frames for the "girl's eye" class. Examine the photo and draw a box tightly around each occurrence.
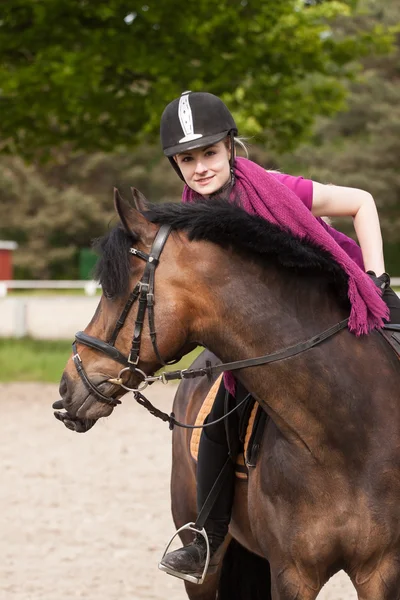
[181,156,193,163]
[205,150,216,157]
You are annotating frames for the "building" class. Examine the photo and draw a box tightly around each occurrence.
[0,241,18,280]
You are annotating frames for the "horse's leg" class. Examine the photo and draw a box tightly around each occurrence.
[182,540,232,600]
[183,573,221,600]
[269,565,321,600]
[352,553,400,600]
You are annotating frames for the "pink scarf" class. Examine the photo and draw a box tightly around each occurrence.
[182,158,389,392]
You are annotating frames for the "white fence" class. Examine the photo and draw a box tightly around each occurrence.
[0,280,399,340]
[0,296,100,339]
[0,280,100,297]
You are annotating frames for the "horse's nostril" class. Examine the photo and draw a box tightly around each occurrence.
[59,374,68,398]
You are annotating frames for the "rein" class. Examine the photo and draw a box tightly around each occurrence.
[131,317,349,430]
[71,223,350,428]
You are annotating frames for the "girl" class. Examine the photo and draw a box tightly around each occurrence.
[158,91,400,581]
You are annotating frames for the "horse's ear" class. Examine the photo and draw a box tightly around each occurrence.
[130,187,148,212]
[113,187,153,241]
[113,188,132,235]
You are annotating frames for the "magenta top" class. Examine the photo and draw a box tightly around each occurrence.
[183,158,388,336]
[182,158,388,395]
[271,173,365,270]
[268,171,364,270]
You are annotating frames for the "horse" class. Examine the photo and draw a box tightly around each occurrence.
[55,188,400,600]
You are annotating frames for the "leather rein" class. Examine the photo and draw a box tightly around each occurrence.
[72,224,349,426]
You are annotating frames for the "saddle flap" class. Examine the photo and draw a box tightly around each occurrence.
[190,378,267,480]
[380,328,400,358]
[383,324,400,332]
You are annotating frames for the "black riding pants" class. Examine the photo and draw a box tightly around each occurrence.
[196,380,248,536]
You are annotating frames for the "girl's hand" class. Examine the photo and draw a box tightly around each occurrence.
[366,271,390,291]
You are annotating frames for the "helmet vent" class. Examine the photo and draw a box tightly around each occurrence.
[178,92,202,142]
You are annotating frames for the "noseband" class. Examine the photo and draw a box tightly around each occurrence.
[72,224,175,407]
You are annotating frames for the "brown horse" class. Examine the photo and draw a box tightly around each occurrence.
[55,190,400,600]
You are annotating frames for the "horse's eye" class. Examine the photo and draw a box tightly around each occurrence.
[103,289,115,301]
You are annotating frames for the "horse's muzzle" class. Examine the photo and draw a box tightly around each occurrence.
[52,399,97,433]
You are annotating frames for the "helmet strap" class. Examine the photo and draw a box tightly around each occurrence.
[229,130,236,187]
[168,157,185,181]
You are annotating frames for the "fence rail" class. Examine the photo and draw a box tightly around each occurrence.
[1,277,399,298]
[0,279,399,340]
[0,280,100,297]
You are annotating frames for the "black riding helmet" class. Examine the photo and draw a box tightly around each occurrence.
[160,91,238,181]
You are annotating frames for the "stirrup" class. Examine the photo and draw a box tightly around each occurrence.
[158,522,211,585]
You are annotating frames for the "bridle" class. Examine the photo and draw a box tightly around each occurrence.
[71,221,350,424]
[72,224,177,408]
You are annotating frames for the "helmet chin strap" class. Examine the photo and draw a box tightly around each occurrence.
[208,131,236,198]
[168,156,186,181]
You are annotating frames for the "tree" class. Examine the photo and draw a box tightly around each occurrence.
[275,0,400,271]
[0,147,180,278]
[0,0,393,159]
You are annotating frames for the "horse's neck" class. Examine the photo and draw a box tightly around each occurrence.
[200,258,347,362]
[195,254,353,454]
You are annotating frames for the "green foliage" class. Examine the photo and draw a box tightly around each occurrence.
[0,0,393,158]
[0,1,398,276]
[0,147,183,278]
[274,0,400,271]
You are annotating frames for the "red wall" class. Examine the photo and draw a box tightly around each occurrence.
[0,249,12,280]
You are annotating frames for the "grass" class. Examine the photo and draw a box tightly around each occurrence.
[0,338,72,383]
[0,338,203,383]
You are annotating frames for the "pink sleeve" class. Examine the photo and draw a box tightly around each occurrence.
[269,172,313,210]
[270,172,364,269]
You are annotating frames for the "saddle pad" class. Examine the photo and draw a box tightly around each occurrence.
[190,374,259,480]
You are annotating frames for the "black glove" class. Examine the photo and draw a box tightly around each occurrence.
[366,271,390,291]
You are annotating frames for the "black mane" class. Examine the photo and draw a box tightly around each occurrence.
[93,225,138,297]
[94,197,349,303]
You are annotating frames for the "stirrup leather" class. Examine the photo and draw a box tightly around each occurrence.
[158,522,211,585]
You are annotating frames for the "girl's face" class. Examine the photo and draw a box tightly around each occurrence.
[174,140,231,195]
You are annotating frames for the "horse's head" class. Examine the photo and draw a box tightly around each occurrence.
[55,190,352,432]
[55,188,197,431]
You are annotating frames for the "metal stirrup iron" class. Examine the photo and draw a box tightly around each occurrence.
[158,456,232,584]
[158,524,210,585]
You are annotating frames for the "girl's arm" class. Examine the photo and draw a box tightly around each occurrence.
[312,181,385,274]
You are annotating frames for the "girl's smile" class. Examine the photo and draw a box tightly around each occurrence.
[175,140,231,195]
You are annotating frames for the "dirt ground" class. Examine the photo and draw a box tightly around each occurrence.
[0,382,357,600]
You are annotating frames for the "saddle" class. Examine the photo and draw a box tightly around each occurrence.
[190,375,266,480]
[381,324,400,357]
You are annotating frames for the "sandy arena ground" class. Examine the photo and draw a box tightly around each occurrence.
[0,382,358,600]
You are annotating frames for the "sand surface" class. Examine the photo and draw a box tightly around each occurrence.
[0,382,357,600]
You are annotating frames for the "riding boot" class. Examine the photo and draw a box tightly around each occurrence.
[159,419,235,579]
